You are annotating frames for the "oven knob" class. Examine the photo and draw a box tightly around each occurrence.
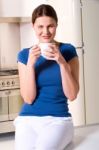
[12,81,15,85]
[7,81,10,85]
[2,82,5,86]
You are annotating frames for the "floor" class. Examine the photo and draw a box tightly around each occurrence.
[0,124,99,150]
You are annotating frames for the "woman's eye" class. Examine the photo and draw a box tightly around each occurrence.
[50,24,56,27]
[50,25,54,27]
[38,26,43,29]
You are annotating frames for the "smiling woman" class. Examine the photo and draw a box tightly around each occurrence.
[14,4,79,150]
[32,4,58,43]
[33,16,57,43]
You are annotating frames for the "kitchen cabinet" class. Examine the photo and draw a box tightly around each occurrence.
[0,17,32,70]
[20,22,39,49]
[0,0,20,17]
[0,23,20,70]
[0,0,47,17]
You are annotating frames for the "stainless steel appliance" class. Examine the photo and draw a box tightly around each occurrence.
[0,70,23,133]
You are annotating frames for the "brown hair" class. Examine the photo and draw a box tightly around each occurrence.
[32,4,58,24]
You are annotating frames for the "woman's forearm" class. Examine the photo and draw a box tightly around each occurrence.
[59,62,79,101]
[20,65,37,104]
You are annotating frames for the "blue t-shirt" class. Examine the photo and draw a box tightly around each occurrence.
[17,43,78,117]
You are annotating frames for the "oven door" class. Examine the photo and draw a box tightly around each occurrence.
[0,90,9,122]
[8,89,23,120]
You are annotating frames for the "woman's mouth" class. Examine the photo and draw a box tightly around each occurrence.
[42,36,51,39]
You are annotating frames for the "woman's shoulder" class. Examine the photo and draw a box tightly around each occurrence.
[17,47,31,65]
[18,47,30,55]
[59,42,78,62]
[59,42,75,50]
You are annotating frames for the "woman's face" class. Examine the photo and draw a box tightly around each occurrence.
[33,16,57,43]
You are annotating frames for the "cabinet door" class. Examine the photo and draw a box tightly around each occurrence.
[0,23,20,69]
[0,0,47,17]
[20,23,38,49]
[0,0,20,17]
[82,0,99,124]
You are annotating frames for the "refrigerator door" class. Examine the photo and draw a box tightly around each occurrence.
[48,0,83,47]
[68,48,85,126]
[82,0,99,125]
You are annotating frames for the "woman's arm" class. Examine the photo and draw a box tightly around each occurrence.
[18,45,41,104]
[59,57,79,101]
[18,62,37,104]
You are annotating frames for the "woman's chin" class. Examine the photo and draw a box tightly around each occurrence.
[40,39,53,43]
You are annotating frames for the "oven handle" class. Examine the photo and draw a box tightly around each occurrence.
[5,90,11,95]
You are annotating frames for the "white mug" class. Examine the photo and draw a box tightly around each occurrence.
[39,43,52,58]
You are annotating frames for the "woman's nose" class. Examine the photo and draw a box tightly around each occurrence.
[43,28,49,34]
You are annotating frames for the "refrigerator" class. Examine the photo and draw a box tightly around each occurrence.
[81,0,99,125]
[20,0,85,126]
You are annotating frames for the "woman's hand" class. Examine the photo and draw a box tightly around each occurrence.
[27,45,41,67]
[42,44,66,65]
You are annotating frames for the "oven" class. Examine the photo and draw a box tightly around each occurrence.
[0,89,23,122]
[0,70,23,133]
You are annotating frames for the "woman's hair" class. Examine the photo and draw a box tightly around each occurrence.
[32,4,58,24]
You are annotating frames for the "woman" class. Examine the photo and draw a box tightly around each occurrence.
[14,4,79,150]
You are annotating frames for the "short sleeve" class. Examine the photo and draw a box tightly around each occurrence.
[17,48,29,65]
[60,43,78,62]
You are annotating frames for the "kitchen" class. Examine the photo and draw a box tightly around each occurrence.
[0,0,99,149]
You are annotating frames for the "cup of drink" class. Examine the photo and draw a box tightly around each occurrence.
[39,43,52,58]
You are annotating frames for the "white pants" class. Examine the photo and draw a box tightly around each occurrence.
[14,116,74,150]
